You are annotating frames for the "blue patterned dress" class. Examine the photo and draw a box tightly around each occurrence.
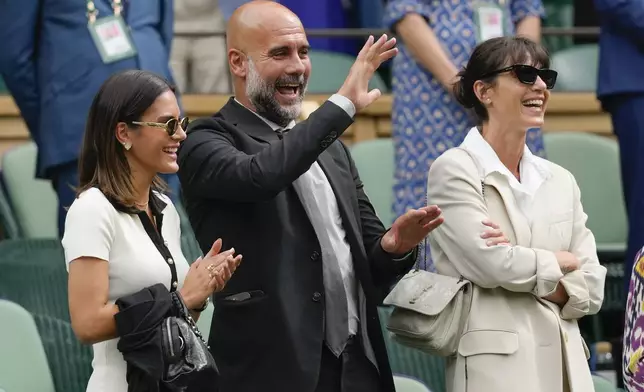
[384,0,546,270]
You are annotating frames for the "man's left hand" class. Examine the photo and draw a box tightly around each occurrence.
[380,205,443,256]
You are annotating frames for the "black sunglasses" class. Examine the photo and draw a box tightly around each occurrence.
[130,117,190,137]
[479,65,558,89]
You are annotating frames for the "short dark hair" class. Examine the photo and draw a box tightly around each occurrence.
[452,36,551,123]
[77,70,174,207]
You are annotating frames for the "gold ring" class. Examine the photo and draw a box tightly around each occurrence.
[206,264,215,272]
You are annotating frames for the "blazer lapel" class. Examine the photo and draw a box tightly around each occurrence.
[218,98,281,143]
[484,173,532,246]
[316,151,360,235]
[317,150,375,286]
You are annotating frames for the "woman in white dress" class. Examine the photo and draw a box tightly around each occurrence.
[62,70,241,391]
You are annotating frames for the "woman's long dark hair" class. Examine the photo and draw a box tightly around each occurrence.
[77,70,174,207]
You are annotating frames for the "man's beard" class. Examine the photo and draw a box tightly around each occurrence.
[245,58,307,128]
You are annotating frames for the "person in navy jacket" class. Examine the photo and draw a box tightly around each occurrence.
[594,1,644,388]
[0,0,180,236]
[594,0,644,289]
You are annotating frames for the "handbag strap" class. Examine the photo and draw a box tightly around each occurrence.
[171,291,209,347]
[417,147,485,271]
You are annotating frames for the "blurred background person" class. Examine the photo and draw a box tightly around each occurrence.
[384,0,546,270]
[171,0,231,94]
[594,1,644,388]
[0,0,180,237]
[594,0,644,295]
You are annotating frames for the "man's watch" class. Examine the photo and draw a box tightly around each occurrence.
[193,297,210,312]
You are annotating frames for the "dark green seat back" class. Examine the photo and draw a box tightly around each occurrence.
[378,306,446,392]
[0,239,92,392]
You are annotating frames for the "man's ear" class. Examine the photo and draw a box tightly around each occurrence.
[229,49,247,78]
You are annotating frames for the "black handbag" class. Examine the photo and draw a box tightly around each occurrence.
[161,291,219,391]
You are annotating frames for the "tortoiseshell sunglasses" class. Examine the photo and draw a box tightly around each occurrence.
[130,117,189,137]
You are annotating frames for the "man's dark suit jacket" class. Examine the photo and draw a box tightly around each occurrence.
[177,97,415,392]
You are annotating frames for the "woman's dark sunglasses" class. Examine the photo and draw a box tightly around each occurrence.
[130,117,190,137]
[479,65,558,89]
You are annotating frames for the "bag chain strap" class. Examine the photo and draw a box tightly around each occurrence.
[415,171,486,272]
[171,292,209,347]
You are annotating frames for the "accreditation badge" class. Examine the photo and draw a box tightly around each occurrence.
[88,15,137,64]
[472,1,507,43]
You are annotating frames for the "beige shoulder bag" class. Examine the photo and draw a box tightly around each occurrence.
[383,147,484,357]
[383,261,473,357]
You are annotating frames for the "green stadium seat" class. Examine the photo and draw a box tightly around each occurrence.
[551,44,599,92]
[307,50,388,94]
[350,139,395,225]
[0,183,20,239]
[0,239,92,392]
[175,199,203,263]
[379,306,446,392]
[0,299,56,392]
[1,142,58,238]
[393,375,433,392]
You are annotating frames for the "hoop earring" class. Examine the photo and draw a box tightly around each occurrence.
[123,141,132,151]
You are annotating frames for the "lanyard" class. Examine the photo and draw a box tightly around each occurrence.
[87,0,123,24]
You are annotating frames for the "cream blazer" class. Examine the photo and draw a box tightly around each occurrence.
[427,147,607,392]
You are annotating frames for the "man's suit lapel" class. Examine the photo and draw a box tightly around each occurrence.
[484,173,532,246]
[317,152,361,236]
[317,150,376,289]
[218,97,281,143]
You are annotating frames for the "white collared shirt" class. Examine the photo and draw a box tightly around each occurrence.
[236,95,360,335]
[460,127,551,224]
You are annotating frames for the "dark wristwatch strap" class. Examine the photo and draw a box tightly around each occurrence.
[193,296,210,312]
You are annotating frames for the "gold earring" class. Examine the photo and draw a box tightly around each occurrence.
[123,141,131,151]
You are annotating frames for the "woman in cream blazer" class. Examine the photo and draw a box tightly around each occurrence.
[426,37,607,392]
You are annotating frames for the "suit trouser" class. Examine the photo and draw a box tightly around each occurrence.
[50,160,181,237]
[315,335,383,392]
[605,93,644,292]
[605,93,644,390]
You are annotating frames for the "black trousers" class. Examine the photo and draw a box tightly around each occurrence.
[314,336,383,392]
